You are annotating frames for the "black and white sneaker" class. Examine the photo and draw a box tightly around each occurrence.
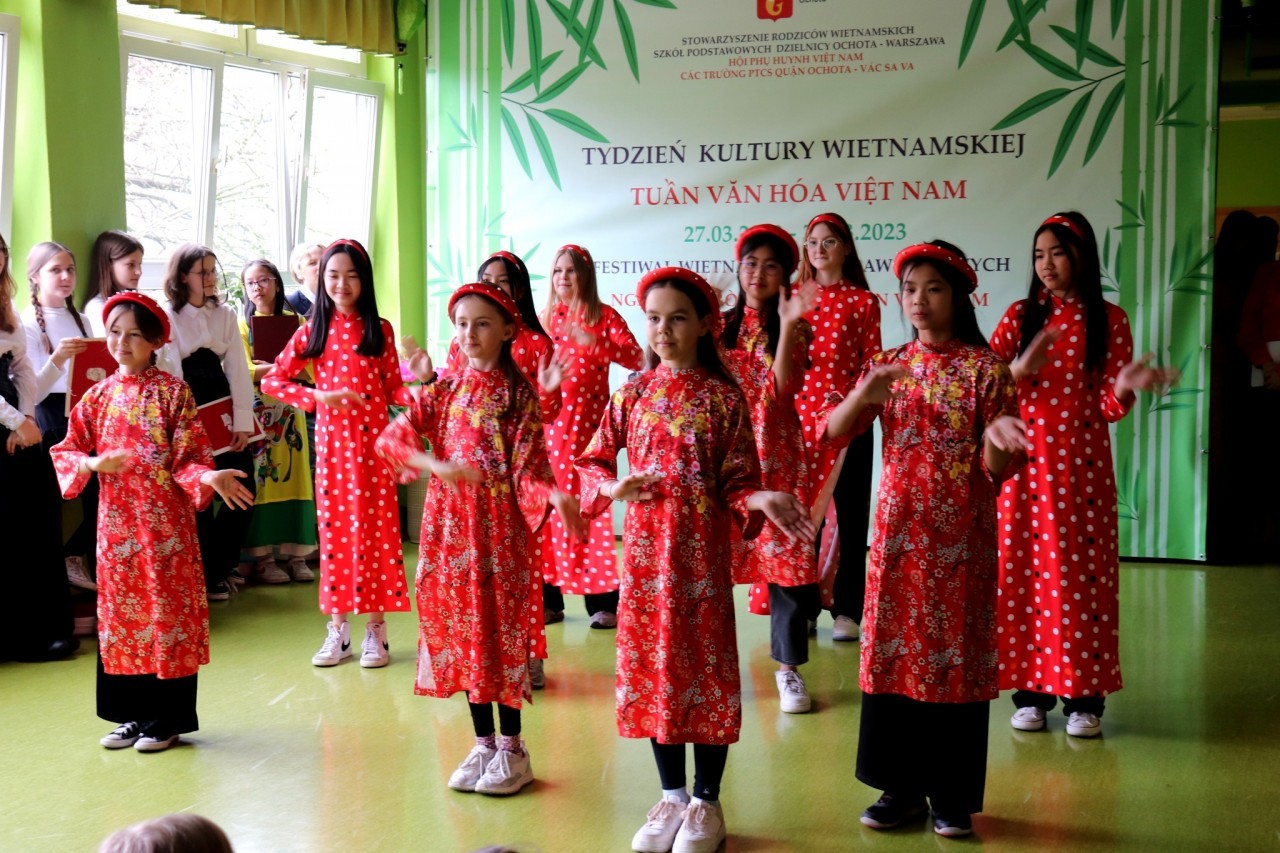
[860,793,929,829]
[134,731,180,753]
[100,722,142,749]
[312,621,352,666]
[933,813,974,838]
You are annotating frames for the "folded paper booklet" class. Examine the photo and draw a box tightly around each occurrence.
[65,339,116,415]
[250,314,300,363]
[197,396,266,456]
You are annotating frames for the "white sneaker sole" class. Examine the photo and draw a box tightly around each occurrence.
[1066,724,1101,738]
[476,770,534,796]
[312,650,352,667]
[1011,716,1046,732]
[134,735,179,753]
[780,699,812,714]
[360,654,389,668]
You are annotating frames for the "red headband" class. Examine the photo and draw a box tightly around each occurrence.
[448,282,523,327]
[806,213,852,244]
[558,244,594,266]
[636,266,723,333]
[1041,214,1083,239]
[103,291,172,343]
[484,250,527,280]
[326,238,370,266]
[893,244,979,294]
[736,224,801,275]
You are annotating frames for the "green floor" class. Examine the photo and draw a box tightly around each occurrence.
[3,553,1279,852]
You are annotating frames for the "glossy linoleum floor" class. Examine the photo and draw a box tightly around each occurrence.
[3,552,1279,852]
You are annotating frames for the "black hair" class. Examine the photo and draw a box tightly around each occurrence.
[163,243,220,311]
[1017,211,1108,373]
[899,239,989,349]
[450,291,532,417]
[106,301,166,365]
[241,259,287,322]
[641,277,737,386]
[300,240,386,359]
[477,254,546,337]
[721,231,793,356]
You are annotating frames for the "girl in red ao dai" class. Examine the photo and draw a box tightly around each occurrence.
[377,283,583,796]
[576,267,813,853]
[719,224,822,715]
[822,242,1027,838]
[990,212,1178,738]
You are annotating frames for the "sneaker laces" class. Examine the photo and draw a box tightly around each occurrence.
[363,622,387,654]
[779,671,806,695]
[644,799,684,827]
[318,624,343,655]
[684,801,714,832]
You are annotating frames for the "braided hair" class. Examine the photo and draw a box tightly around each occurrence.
[27,241,89,354]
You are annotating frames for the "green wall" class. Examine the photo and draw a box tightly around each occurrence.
[1217,117,1280,208]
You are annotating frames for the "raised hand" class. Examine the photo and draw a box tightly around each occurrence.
[1115,354,1181,400]
[779,279,818,326]
[537,348,568,393]
[203,468,254,509]
[983,415,1031,454]
[401,335,434,382]
[856,364,909,406]
[92,448,132,474]
[314,389,362,410]
[421,453,483,492]
[749,490,817,543]
[550,489,587,540]
[1010,325,1061,381]
[608,470,662,502]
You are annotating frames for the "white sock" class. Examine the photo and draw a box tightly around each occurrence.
[663,787,690,804]
[692,795,718,807]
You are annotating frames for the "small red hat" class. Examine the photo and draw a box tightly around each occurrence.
[636,267,723,333]
[102,291,171,343]
[448,282,523,326]
[736,224,801,275]
[892,243,979,294]
[1041,213,1084,239]
[558,244,593,266]
[483,250,528,279]
[805,212,852,244]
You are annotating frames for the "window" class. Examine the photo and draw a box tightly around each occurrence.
[0,13,19,240]
[118,6,380,290]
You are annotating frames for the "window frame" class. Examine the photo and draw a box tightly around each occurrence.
[0,13,21,240]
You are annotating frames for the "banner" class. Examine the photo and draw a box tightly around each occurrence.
[426,0,1218,560]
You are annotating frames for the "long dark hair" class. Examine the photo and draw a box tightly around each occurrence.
[641,278,736,386]
[899,239,989,349]
[164,243,220,311]
[241,259,287,321]
[1018,211,1108,373]
[450,291,531,417]
[477,253,546,336]
[721,231,795,356]
[27,241,90,353]
[300,239,386,359]
[796,212,870,289]
[84,230,144,309]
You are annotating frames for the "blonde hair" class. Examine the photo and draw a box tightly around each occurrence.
[98,814,233,853]
[289,242,325,284]
[0,232,14,333]
[27,241,89,353]
[542,246,602,330]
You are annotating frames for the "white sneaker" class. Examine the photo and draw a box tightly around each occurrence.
[253,556,290,584]
[632,798,688,852]
[776,669,812,714]
[475,745,534,795]
[447,744,497,792]
[589,611,618,629]
[530,657,546,690]
[1011,706,1047,731]
[1066,711,1102,738]
[831,615,860,642]
[288,557,315,582]
[312,622,352,666]
[360,621,389,668]
[673,799,726,853]
[66,556,97,591]
[100,722,141,749]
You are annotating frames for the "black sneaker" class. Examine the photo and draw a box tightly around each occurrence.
[206,580,234,602]
[933,813,974,838]
[860,793,928,829]
[100,722,142,749]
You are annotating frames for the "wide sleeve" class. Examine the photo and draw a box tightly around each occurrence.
[989,301,1025,364]
[510,388,554,532]
[1100,305,1136,423]
[978,359,1023,484]
[169,383,217,510]
[604,307,644,371]
[379,320,413,408]
[718,390,765,541]
[261,326,317,411]
[48,385,99,498]
[574,387,629,518]
[816,355,884,449]
[375,385,437,483]
[0,332,36,428]
[853,294,883,371]
[218,308,257,433]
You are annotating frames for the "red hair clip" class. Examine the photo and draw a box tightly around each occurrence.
[805,213,852,244]
[326,238,370,266]
[1041,214,1083,239]
[558,244,594,266]
[448,282,523,326]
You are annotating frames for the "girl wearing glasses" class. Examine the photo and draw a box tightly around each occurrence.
[163,244,257,601]
[793,212,881,643]
[720,224,822,715]
[238,259,317,585]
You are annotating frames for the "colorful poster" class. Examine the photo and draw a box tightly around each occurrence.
[427,0,1217,560]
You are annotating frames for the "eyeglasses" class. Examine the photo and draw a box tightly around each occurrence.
[739,259,785,275]
[245,277,276,289]
[804,237,841,251]
[190,269,218,279]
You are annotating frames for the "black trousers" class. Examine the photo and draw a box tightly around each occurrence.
[770,582,819,666]
[38,393,99,572]
[97,654,199,736]
[856,692,990,816]
[1012,689,1106,717]
[650,740,729,801]
[829,429,873,621]
[468,701,522,737]
[541,583,619,616]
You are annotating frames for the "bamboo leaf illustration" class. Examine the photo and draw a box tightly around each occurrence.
[1110,0,1124,37]
[500,105,533,178]
[581,0,606,67]
[527,112,561,189]
[1007,0,1031,43]
[501,0,516,65]
[997,0,1048,51]
[546,0,608,68]
[1048,89,1093,177]
[1103,227,1112,266]
[1083,80,1125,164]
[570,0,585,19]
[543,107,609,142]
[1158,119,1200,129]
[428,251,453,280]
[527,0,544,92]
[1139,189,1147,219]
[958,0,986,68]
[1116,199,1141,219]
[1154,73,1166,116]
[1049,24,1123,67]
[1116,455,1137,520]
[1015,39,1087,81]
[470,103,480,144]
[1150,387,1202,413]
[615,0,640,81]
[531,61,592,104]
[504,50,564,94]
[1165,82,1195,117]
[991,87,1073,130]
[631,0,677,7]
[447,113,470,143]
[1074,0,1093,70]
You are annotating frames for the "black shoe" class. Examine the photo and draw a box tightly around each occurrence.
[11,637,80,662]
[933,813,974,838]
[206,580,234,601]
[860,793,928,829]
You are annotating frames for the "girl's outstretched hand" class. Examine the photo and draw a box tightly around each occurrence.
[401,335,434,382]
[856,364,909,406]
[609,470,661,502]
[983,415,1031,454]
[748,490,816,543]
[91,448,132,474]
[1115,354,1180,400]
[550,489,587,540]
[314,389,362,410]
[411,452,483,491]
[779,279,818,326]
[1010,325,1061,381]
[203,469,254,509]
[537,348,569,393]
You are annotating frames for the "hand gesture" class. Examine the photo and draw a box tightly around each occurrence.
[422,453,483,492]
[52,337,89,369]
[750,490,817,543]
[550,489,587,540]
[9,417,41,454]
[983,415,1030,454]
[855,364,908,406]
[537,348,568,393]
[1263,362,1280,391]
[202,468,254,509]
[609,470,661,502]
[401,335,434,382]
[779,280,818,327]
[92,448,132,474]
[1115,354,1180,400]
[229,430,251,453]
[314,389,362,410]
[1010,325,1061,381]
